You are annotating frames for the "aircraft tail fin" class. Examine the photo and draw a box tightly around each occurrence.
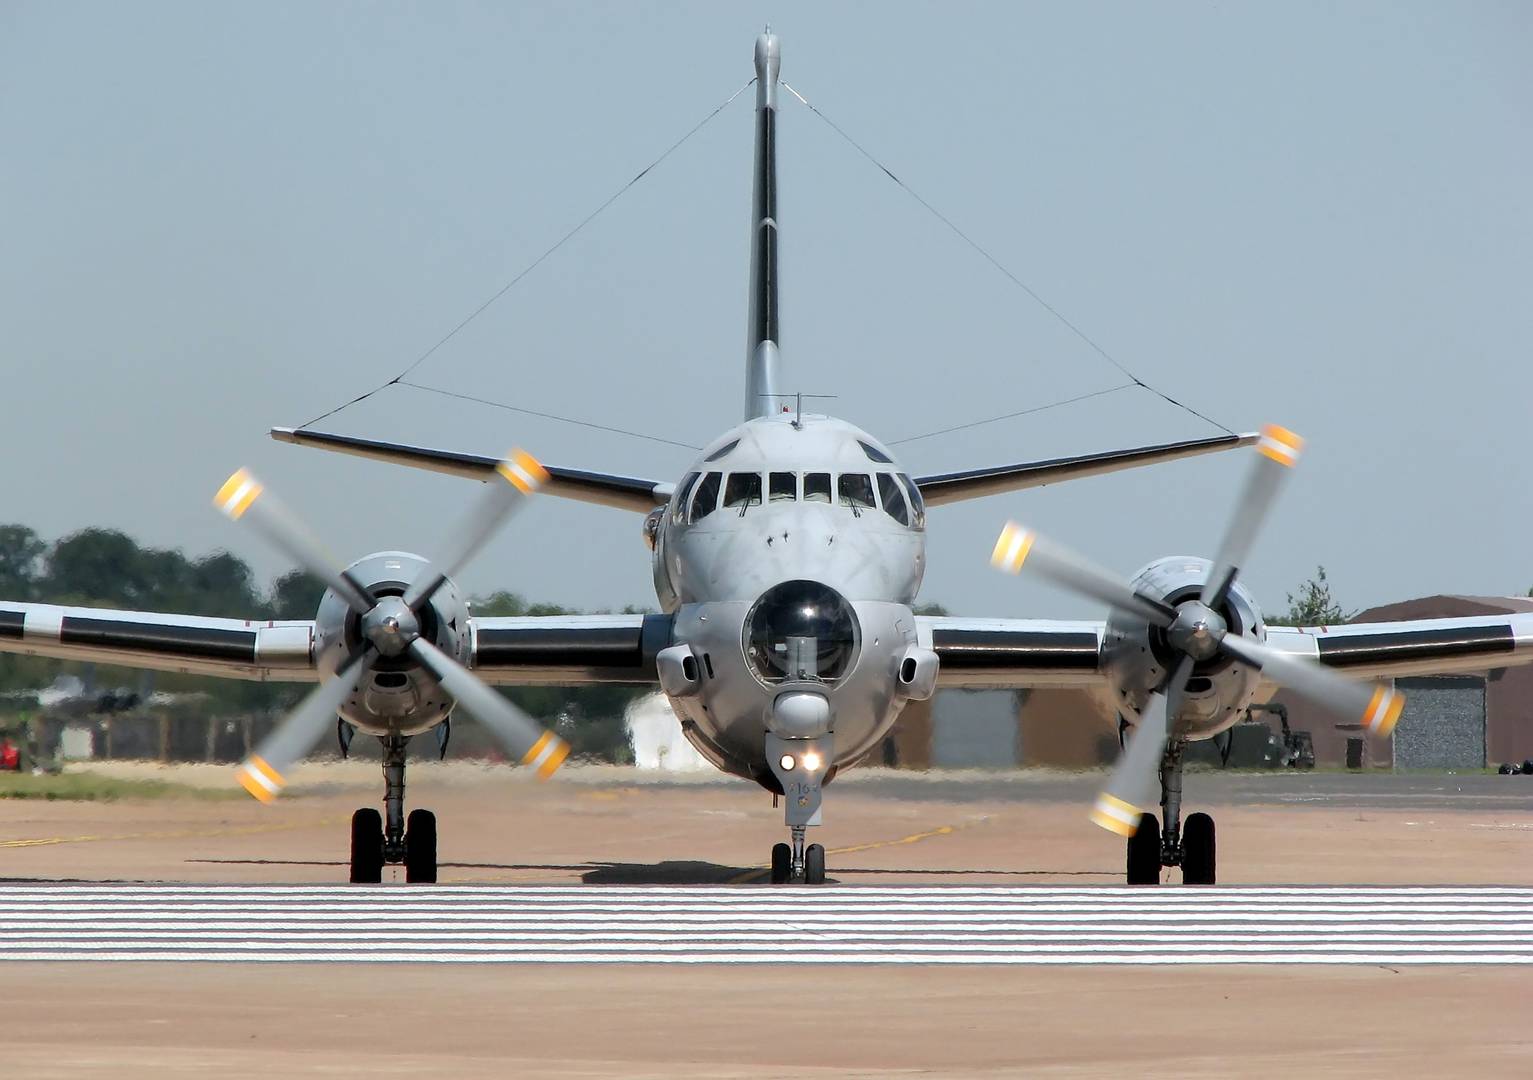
[745,32,781,420]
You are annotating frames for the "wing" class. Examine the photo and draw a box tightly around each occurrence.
[271,428,673,514]
[914,432,1258,507]
[916,616,1105,688]
[1264,614,1533,681]
[470,613,669,686]
[0,603,316,681]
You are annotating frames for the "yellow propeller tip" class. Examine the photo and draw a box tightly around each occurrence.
[1089,793,1143,837]
[990,522,1035,574]
[214,468,263,519]
[496,450,549,494]
[236,756,285,802]
[522,731,570,778]
[1363,685,1405,737]
[1257,424,1304,468]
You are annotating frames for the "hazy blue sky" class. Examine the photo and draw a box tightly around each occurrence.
[2,2,1529,619]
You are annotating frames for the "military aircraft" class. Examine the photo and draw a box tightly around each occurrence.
[5,33,1532,887]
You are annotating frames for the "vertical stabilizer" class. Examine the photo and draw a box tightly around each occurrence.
[745,32,781,419]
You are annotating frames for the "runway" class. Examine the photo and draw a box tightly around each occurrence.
[2,884,1530,964]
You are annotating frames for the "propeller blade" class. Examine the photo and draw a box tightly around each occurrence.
[992,522,1176,628]
[1090,657,1194,837]
[403,450,548,610]
[1201,425,1303,607]
[235,648,375,802]
[1218,634,1404,737]
[407,637,570,778]
[215,468,375,616]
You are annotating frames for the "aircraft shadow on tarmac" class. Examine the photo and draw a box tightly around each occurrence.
[182,859,1119,884]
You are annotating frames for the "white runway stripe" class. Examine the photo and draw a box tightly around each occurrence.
[0,886,1527,965]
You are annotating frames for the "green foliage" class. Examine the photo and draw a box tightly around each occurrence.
[0,770,241,801]
[1270,565,1353,627]
[913,601,949,617]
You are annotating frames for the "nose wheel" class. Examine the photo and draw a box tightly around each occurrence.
[769,827,825,885]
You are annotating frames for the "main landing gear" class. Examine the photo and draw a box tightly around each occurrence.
[349,735,437,884]
[1126,740,1216,886]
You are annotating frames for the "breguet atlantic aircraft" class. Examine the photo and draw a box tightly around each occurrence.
[5,33,1532,887]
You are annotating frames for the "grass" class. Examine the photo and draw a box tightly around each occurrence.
[0,770,243,802]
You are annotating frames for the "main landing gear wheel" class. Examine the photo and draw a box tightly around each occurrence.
[1126,813,1161,886]
[350,807,384,884]
[770,842,792,884]
[1181,812,1216,885]
[405,808,437,884]
[804,843,826,886]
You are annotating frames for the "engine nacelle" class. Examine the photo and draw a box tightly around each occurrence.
[313,551,472,738]
[1103,556,1268,741]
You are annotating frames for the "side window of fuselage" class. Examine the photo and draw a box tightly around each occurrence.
[723,472,762,513]
[673,472,700,525]
[897,473,926,529]
[877,473,910,526]
[769,472,797,502]
[689,472,723,523]
[803,473,832,503]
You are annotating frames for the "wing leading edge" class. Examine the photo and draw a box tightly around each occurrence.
[271,428,672,514]
[914,432,1258,507]
[0,603,316,681]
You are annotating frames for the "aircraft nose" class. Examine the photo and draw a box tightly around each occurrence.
[744,579,859,685]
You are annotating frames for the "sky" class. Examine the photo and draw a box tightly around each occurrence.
[1,2,1529,620]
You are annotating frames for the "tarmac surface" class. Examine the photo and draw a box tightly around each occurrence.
[0,762,1529,1076]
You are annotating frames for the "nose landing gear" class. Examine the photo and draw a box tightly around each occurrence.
[348,734,438,884]
[765,731,832,885]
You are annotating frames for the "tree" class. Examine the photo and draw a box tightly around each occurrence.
[0,525,45,601]
[269,569,326,620]
[1271,565,1353,626]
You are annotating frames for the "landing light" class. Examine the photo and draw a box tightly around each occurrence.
[779,754,795,771]
[801,751,823,772]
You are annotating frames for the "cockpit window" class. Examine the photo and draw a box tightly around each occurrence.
[858,440,894,464]
[803,473,832,503]
[838,474,876,514]
[877,473,910,526]
[769,472,797,502]
[897,473,926,529]
[723,472,762,513]
[704,439,739,462]
[672,472,700,525]
[689,472,722,523]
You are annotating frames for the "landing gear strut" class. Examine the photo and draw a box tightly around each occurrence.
[349,735,437,884]
[1125,739,1216,886]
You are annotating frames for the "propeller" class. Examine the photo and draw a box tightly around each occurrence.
[991,424,1405,837]
[216,452,566,801]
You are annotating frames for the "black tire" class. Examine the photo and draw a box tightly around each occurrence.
[1126,814,1161,886]
[804,843,826,886]
[1499,763,1517,775]
[405,808,437,884]
[770,842,792,884]
[1182,812,1216,885]
[349,808,384,884]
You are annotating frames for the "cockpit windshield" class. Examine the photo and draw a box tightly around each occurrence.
[723,472,762,513]
[838,474,875,515]
[689,472,722,523]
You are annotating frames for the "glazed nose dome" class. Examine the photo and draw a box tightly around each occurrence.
[744,579,859,684]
